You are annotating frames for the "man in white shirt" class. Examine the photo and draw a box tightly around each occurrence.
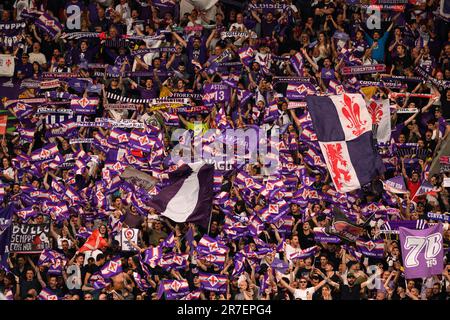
[115,0,131,21]
[229,13,247,32]
[277,271,327,300]
[28,42,47,67]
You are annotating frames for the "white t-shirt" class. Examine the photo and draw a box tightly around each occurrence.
[293,287,315,300]
[2,167,14,181]
[115,3,131,20]
[229,23,247,32]
[29,52,47,66]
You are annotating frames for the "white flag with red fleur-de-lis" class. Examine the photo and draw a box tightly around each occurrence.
[0,55,14,77]
[306,93,385,193]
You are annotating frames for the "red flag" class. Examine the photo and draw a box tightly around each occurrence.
[0,115,8,135]
[131,149,144,158]
[78,229,108,252]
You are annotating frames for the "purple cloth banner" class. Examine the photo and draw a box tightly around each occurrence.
[399,224,444,279]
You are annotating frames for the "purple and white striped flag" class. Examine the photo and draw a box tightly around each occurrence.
[147,162,213,228]
[355,239,385,258]
[100,257,122,278]
[290,52,304,76]
[199,272,228,293]
[161,279,190,300]
[70,97,99,115]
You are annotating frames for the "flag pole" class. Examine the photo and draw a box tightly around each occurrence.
[207,211,213,235]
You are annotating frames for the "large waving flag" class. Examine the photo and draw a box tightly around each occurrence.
[306,94,384,192]
[148,162,214,228]
[399,224,444,279]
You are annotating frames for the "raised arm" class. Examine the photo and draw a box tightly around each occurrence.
[300,48,319,72]
[171,31,187,48]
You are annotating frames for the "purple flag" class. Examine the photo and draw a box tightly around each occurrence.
[199,272,228,293]
[197,235,229,255]
[100,257,123,278]
[290,52,304,76]
[382,176,408,194]
[162,279,190,300]
[313,227,341,243]
[70,97,99,115]
[399,224,444,279]
[147,162,213,228]
[356,239,385,258]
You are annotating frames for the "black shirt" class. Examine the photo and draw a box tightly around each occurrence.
[297,228,316,249]
[340,284,362,300]
[20,279,41,299]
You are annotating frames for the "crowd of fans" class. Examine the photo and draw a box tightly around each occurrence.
[0,0,449,300]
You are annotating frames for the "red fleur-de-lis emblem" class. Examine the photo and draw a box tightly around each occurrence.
[269,204,278,213]
[16,103,26,110]
[266,182,274,190]
[125,155,136,164]
[205,254,216,262]
[302,188,309,198]
[207,275,219,287]
[5,58,12,67]
[78,97,89,108]
[170,280,181,292]
[40,149,51,158]
[172,255,183,265]
[45,20,55,27]
[118,134,128,143]
[244,178,254,187]
[296,84,307,94]
[341,94,367,137]
[313,155,322,165]
[113,162,122,171]
[312,190,320,198]
[208,242,219,251]
[367,100,383,125]
[335,85,344,94]
[365,241,375,251]
[138,135,149,146]
[96,191,104,201]
[107,261,118,273]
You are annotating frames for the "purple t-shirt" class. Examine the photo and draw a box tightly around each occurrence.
[137,85,159,100]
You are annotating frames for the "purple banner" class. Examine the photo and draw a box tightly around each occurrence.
[399,223,444,279]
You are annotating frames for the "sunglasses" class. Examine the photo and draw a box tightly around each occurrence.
[299,281,307,283]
